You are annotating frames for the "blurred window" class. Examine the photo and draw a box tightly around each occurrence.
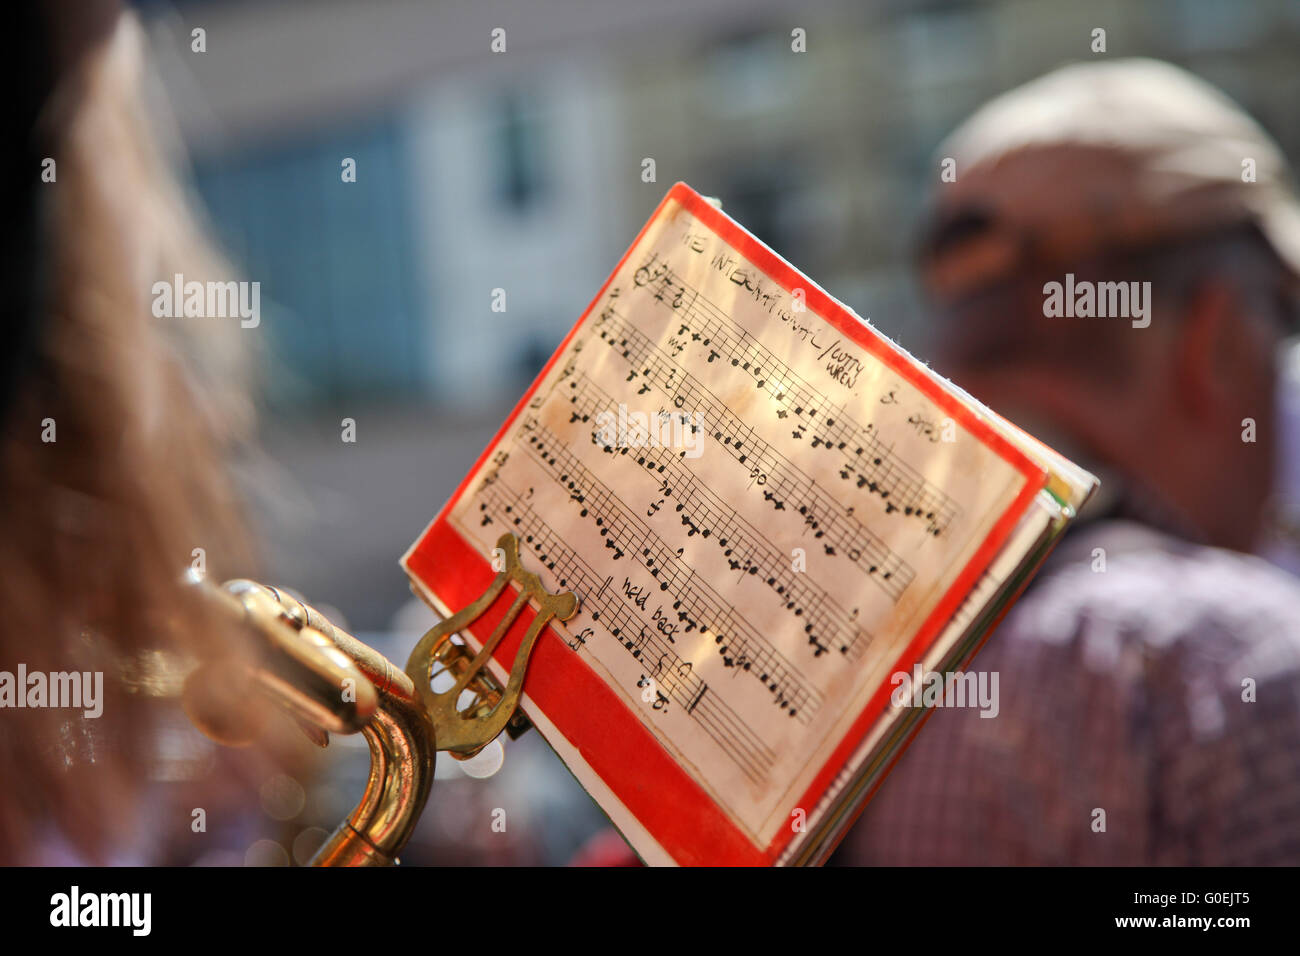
[191,118,424,405]
[492,92,547,213]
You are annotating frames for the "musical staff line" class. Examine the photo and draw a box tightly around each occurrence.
[473,478,777,784]
[517,416,828,714]
[575,406,873,660]
[562,373,885,662]
[523,413,862,674]
[570,329,915,602]
[618,257,962,536]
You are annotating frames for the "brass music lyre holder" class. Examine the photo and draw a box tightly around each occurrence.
[184,531,577,865]
[405,532,579,759]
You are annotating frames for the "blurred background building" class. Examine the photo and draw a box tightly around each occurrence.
[129,0,1300,864]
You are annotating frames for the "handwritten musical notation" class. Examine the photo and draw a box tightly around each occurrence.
[518,416,826,714]
[474,478,778,784]
[446,195,1034,843]
[584,309,915,601]
[630,251,960,537]
[559,376,876,658]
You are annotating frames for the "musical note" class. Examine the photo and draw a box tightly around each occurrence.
[612,259,963,537]
[475,478,777,784]
[564,371,914,607]
[521,416,868,666]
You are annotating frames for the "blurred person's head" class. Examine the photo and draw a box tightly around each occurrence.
[0,2,271,862]
[918,58,1300,554]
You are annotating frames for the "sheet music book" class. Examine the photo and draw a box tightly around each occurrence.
[402,182,1098,865]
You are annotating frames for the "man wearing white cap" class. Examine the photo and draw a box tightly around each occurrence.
[840,59,1300,865]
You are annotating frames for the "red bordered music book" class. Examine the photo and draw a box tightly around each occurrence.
[402,182,1097,866]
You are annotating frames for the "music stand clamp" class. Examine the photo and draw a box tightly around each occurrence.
[406,532,579,759]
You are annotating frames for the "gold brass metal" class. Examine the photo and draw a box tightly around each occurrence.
[185,573,379,737]
[244,583,437,867]
[181,532,574,866]
[405,532,578,759]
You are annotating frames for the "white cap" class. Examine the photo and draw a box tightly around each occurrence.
[920,58,1300,302]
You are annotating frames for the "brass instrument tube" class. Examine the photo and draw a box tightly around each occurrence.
[188,574,378,736]
[243,583,437,867]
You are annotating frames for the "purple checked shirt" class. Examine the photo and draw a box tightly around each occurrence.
[836,518,1300,865]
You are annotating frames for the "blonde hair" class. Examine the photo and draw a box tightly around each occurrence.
[0,13,260,863]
